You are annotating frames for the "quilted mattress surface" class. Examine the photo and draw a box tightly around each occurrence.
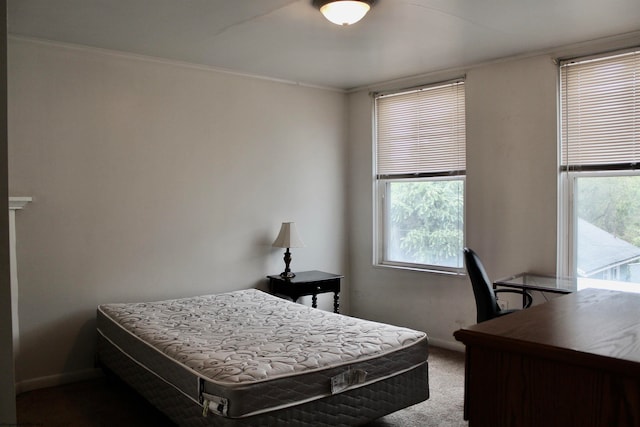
[97,289,428,418]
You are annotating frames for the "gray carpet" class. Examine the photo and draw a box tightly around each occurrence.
[17,346,467,426]
[365,346,467,427]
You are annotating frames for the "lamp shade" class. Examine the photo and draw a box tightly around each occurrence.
[313,0,375,26]
[272,222,305,248]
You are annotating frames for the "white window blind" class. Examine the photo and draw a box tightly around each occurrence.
[376,81,466,177]
[560,49,640,170]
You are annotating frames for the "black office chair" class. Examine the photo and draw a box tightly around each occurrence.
[463,247,532,323]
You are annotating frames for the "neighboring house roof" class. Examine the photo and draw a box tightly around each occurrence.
[578,217,640,276]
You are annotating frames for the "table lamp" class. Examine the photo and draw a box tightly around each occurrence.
[272,222,305,278]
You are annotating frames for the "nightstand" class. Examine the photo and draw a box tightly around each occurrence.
[267,270,343,313]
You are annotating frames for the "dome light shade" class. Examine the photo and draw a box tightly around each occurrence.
[313,0,375,26]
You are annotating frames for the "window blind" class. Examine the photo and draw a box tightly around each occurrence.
[560,49,640,170]
[375,80,466,178]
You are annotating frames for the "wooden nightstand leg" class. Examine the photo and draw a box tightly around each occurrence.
[334,292,339,314]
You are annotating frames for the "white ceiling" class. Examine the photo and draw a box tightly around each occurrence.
[7,0,640,90]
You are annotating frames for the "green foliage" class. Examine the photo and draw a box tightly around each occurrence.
[577,175,640,246]
[388,180,463,266]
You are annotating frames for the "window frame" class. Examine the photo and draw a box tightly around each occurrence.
[373,79,466,274]
[375,175,466,274]
[558,47,640,280]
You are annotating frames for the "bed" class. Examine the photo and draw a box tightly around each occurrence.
[96,288,429,426]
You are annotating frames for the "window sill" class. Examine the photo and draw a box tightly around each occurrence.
[374,262,465,277]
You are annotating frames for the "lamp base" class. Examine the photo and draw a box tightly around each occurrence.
[280,271,296,278]
[280,248,295,278]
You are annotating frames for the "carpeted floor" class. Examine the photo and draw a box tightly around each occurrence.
[366,346,467,427]
[16,346,467,427]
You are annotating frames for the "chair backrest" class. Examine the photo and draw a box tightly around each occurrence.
[463,247,499,323]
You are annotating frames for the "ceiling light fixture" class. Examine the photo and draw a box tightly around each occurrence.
[313,0,376,26]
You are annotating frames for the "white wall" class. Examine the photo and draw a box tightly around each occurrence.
[8,37,348,389]
[346,37,638,349]
[8,31,640,390]
[464,56,558,277]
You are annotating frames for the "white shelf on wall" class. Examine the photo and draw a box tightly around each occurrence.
[9,197,32,210]
[9,196,32,360]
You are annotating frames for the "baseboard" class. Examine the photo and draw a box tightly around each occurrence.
[16,367,104,394]
[428,337,465,353]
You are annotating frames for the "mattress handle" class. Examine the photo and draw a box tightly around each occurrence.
[201,392,229,417]
[198,378,228,418]
[331,368,368,394]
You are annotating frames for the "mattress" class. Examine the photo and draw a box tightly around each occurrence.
[96,289,429,424]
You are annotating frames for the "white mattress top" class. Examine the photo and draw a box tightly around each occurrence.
[98,289,427,384]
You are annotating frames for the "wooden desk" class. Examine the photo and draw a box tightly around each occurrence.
[454,289,640,427]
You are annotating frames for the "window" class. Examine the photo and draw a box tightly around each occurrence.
[559,49,640,286]
[374,80,465,273]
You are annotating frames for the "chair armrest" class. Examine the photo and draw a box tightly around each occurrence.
[495,288,533,308]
